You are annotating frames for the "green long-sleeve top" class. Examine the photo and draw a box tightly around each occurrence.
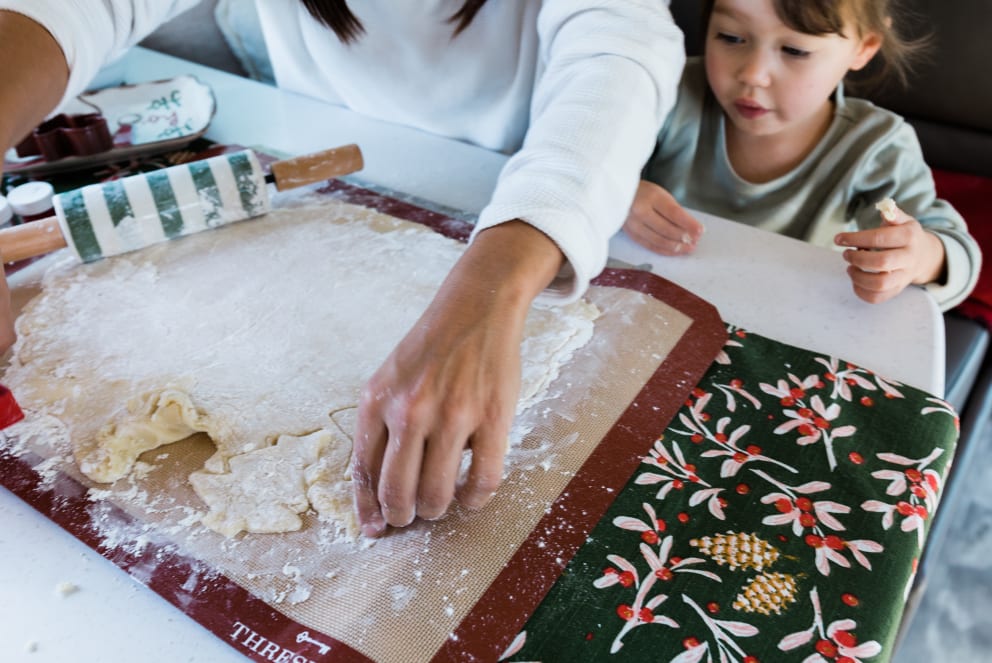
[643,57,981,311]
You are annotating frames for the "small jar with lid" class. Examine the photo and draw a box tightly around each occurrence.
[7,180,56,224]
[0,194,13,229]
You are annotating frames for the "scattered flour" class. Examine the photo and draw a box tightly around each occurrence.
[3,198,598,545]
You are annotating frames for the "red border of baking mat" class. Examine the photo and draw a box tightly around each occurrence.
[0,179,726,662]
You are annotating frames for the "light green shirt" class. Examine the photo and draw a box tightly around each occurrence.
[643,57,981,311]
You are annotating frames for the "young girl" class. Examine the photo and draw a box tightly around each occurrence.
[626,0,980,310]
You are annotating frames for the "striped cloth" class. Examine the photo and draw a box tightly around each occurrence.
[54,149,269,263]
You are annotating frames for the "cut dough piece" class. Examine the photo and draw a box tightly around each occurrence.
[305,415,359,536]
[190,430,330,537]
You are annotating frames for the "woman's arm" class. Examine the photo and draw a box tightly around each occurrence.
[0,10,70,351]
[353,221,564,535]
[0,1,200,106]
[0,11,68,157]
[354,1,687,534]
[0,2,200,351]
[474,0,686,302]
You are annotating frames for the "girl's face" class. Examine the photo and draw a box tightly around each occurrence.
[704,0,881,145]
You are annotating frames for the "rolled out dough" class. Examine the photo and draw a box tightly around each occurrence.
[4,194,598,539]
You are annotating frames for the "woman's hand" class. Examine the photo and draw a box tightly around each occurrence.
[351,221,563,537]
[623,180,704,255]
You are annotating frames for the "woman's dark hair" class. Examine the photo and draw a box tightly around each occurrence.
[300,0,489,43]
[700,0,930,90]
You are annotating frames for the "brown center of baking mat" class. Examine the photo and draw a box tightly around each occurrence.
[0,179,726,662]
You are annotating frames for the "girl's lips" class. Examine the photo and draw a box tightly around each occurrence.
[734,100,768,119]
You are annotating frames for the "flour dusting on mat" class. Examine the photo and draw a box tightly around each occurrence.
[2,195,598,545]
[0,185,696,663]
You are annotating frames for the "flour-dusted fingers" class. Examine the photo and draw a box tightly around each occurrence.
[624,181,703,256]
[456,428,511,510]
[377,425,427,528]
[625,216,696,255]
[352,393,391,537]
[654,192,705,245]
[416,426,472,520]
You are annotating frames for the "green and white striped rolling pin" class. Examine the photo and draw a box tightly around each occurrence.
[0,144,363,264]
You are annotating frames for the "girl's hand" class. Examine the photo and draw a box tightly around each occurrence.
[834,202,946,305]
[623,180,704,255]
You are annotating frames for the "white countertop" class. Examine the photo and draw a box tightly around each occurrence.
[0,48,945,663]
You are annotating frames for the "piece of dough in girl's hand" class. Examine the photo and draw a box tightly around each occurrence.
[875,197,899,222]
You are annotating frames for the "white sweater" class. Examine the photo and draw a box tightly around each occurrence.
[2,0,684,301]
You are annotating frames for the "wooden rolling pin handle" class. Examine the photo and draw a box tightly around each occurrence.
[269,143,364,191]
[0,217,67,264]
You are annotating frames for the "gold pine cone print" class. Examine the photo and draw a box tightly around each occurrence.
[690,531,781,571]
[732,571,799,615]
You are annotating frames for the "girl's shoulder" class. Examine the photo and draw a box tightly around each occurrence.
[835,92,912,140]
[833,90,927,167]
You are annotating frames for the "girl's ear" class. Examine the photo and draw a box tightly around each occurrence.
[850,31,883,72]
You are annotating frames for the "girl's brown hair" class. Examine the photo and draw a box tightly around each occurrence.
[300,0,488,43]
[701,0,929,89]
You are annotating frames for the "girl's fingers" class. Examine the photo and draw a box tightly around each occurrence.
[626,220,696,255]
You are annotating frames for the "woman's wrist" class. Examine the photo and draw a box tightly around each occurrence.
[459,220,566,308]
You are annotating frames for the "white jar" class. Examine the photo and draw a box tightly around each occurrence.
[6,181,56,223]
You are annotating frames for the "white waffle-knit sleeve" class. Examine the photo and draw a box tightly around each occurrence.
[472,0,685,303]
[0,0,200,107]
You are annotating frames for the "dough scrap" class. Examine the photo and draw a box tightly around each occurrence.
[83,388,207,483]
[4,197,599,539]
[875,197,898,222]
[190,429,330,537]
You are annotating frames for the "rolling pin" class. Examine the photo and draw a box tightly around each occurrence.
[0,143,363,264]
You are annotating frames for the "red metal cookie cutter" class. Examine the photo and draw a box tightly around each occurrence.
[0,385,24,429]
[15,113,113,162]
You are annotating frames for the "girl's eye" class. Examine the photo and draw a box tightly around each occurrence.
[715,32,744,45]
[782,46,811,58]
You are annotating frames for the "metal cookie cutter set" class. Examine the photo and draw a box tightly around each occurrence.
[14,113,113,162]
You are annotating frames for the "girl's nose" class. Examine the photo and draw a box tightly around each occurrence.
[737,50,772,88]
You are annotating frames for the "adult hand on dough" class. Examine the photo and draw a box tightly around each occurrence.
[352,221,564,537]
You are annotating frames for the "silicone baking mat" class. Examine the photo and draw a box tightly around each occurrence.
[0,179,726,662]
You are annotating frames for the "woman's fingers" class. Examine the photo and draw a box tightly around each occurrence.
[352,394,390,537]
